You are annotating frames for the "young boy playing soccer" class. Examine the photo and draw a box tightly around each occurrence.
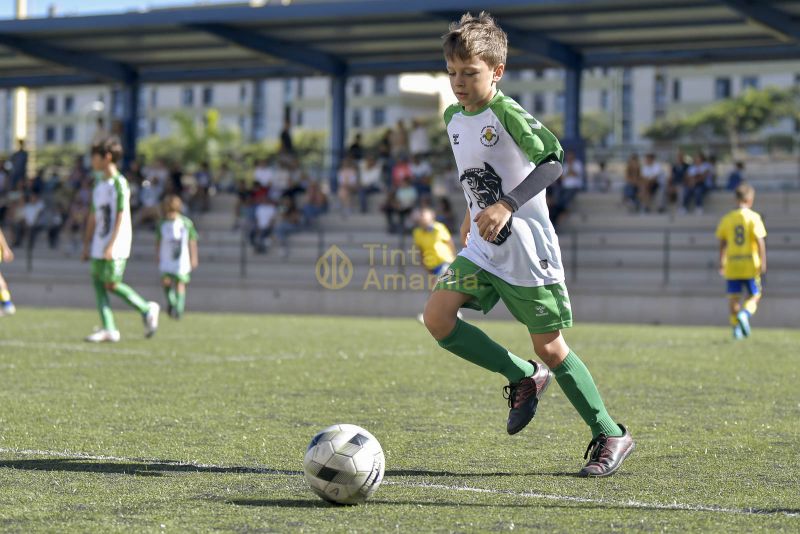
[156,194,198,319]
[82,137,159,342]
[0,228,16,316]
[412,206,458,324]
[715,183,766,340]
[423,12,633,477]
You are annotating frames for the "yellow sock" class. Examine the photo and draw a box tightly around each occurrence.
[0,289,10,303]
[744,299,758,316]
[729,314,739,326]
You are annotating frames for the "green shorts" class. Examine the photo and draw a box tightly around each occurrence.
[434,256,573,334]
[91,259,127,284]
[161,272,191,284]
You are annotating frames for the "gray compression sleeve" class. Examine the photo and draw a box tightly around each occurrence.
[499,160,563,212]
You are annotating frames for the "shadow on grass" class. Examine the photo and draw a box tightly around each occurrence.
[227,498,536,508]
[386,469,580,478]
[0,458,302,477]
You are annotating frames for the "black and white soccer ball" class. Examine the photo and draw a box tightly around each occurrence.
[303,423,385,505]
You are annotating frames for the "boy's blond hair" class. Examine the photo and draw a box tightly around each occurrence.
[442,11,507,68]
[735,183,755,203]
[163,194,183,215]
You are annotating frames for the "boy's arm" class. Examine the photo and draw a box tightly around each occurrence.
[757,237,766,274]
[718,240,727,276]
[103,212,124,260]
[0,229,13,262]
[190,238,199,270]
[82,211,96,262]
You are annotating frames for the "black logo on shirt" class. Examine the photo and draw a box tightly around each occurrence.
[452,133,460,145]
[459,162,512,246]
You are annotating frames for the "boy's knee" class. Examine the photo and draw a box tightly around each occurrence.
[422,304,456,341]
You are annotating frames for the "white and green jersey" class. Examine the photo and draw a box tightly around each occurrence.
[90,173,132,260]
[445,90,565,287]
[157,215,198,276]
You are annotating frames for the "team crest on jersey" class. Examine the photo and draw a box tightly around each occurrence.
[452,133,460,145]
[539,259,549,270]
[459,162,512,246]
[438,268,455,283]
[480,126,499,147]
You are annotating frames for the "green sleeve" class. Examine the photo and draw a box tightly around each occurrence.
[443,104,461,127]
[113,175,128,212]
[183,216,199,241]
[491,97,564,165]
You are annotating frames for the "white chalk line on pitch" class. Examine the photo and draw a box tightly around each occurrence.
[0,448,796,518]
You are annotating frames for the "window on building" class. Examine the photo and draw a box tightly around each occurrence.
[150,88,158,108]
[742,76,759,90]
[202,86,214,106]
[714,77,731,100]
[795,73,800,87]
[45,95,57,115]
[182,87,194,107]
[373,75,386,95]
[352,80,362,97]
[239,84,247,103]
[534,69,544,79]
[372,107,385,127]
[555,92,565,114]
[672,79,681,102]
[64,95,74,115]
[150,119,157,135]
[533,93,545,114]
[600,89,609,111]
[622,119,632,145]
[654,75,666,108]
[63,125,75,143]
[45,126,56,143]
[296,109,303,127]
[352,108,362,128]
[297,78,304,98]
[111,88,123,118]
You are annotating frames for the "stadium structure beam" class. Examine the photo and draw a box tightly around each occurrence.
[188,23,347,75]
[718,0,800,42]
[0,73,100,88]
[584,44,800,66]
[0,34,135,82]
[121,80,141,170]
[563,59,584,175]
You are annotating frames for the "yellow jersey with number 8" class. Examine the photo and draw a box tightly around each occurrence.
[715,207,766,280]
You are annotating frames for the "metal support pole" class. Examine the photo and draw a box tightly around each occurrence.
[121,78,140,171]
[329,74,346,190]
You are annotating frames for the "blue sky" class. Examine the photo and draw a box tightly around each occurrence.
[0,1,243,20]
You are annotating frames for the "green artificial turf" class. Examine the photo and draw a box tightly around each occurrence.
[0,308,798,532]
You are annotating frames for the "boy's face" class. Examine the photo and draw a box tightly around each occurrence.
[446,56,504,112]
[91,153,112,173]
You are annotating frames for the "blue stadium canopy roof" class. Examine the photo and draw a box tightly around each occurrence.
[0,0,798,87]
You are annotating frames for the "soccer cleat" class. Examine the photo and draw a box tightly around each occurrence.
[2,302,15,315]
[578,424,635,478]
[85,329,121,343]
[503,361,552,435]
[144,301,160,338]
[733,325,745,340]
[736,310,751,338]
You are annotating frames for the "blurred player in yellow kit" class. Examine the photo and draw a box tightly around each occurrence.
[412,206,457,324]
[715,183,767,340]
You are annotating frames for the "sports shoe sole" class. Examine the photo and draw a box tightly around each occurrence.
[507,370,553,435]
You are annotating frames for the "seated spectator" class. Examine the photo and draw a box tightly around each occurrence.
[591,161,611,193]
[253,158,273,190]
[390,156,413,189]
[382,176,418,234]
[409,118,431,158]
[683,152,711,214]
[135,178,162,230]
[192,161,213,213]
[348,133,364,161]
[639,153,666,213]
[409,154,433,202]
[623,153,641,212]
[275,196,303,258]
[13,192,44,248]
[357,154,383,214]
[726,161,745,191]
[64,178,92,255]
[550,150,583,226]
[301,180,329,227]
[336,156,359,217]
[667,150,689,211]
[251,196,277,254]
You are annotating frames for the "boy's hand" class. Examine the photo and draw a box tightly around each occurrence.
[103,246,113,260]
[474,201,512,242]
[81,247,90,262]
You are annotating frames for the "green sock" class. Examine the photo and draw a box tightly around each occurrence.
[110,283,150,315]
[163,285,177,310]
[176,291,186,317]
[553,351,622,438]
[92,279,116,331]
[437,318,534,383]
